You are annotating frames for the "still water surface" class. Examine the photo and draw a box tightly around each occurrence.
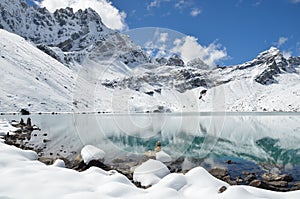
[1,112,300,178]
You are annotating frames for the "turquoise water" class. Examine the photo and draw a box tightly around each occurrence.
[1,112,300,175]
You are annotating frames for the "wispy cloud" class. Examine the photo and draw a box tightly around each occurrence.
[175,0,186,8]
[190,8,201,17]
[253,0,262,6]
[274,37,288,48]
[147,0,171,10]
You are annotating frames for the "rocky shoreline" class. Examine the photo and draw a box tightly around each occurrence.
[3,118,300,191]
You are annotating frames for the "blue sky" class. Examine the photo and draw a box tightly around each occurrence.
[26,0,300,66]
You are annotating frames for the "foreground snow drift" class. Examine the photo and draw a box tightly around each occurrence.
[0,122,300,198]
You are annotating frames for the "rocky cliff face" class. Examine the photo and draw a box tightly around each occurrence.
[101,47,300,94]
[0,0,150,65]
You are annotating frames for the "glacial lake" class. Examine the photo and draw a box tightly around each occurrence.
[1,112,300,180]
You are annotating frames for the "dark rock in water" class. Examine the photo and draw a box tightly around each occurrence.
[235,176,243,184]
[38,157,54,165]
[223,175,237,185]
[245,173,257,183]
[291,182,300,191]
[249,180,290,192]
[249,180,269,189]
[267,181,288,188]
[72,155,110,172]
[209,168,228,179]
[225,159,237,164]
[262,173,293,182]
[20,108,30,115]
[145,91,154,96]
[218,186,227,193]
[20,118,25,126]
[26,117,31,127]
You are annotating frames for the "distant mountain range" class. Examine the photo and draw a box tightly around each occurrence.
[0,0,299,112]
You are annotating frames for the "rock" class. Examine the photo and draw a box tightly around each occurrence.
[249,180,290,192]
[262,173,293,182]
[20,108,30,115]
[52,159,66,168]
[38,157,54,165]
[267,181,288,187]
[225,160,232,164]
[133,159,170,187]
[26,117,31,127]
[209,168,228,179]
[156,150,171,163]
[166,55,185,67]
[81,145,105,164]
[244,173,257,183]
[20,118,25,126]
[223,175,237,185]
[144,150,156,159]
[291,182,300,191]
[235,176,243,184]
[249,180,269,189]
[218,186,227,193]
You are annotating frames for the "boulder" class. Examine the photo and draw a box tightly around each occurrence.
[133,159,170,187]
[81,145,105,164]
[262,173,293,182]
[209,168,228,179]
[156,150,172,163]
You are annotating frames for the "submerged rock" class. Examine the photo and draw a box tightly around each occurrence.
[262,173,293,182]
[209,168,228,179]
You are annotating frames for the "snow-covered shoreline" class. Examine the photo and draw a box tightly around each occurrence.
[1,120,300,199]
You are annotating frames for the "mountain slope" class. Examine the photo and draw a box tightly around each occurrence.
[1,28,300,112]
[0,0,150,66]
[0,0,300,112]
[0,29,75,112]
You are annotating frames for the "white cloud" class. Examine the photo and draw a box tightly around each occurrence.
[175,0,186,8]
[190,8,201,17]
[274,37,288,47]
[147,0,171,10]
[147,0,160,9]
[172,36,227,66]
[144,31,170,58]
[38,0,127,30]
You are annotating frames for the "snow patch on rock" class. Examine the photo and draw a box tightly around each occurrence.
[81,145,105,164]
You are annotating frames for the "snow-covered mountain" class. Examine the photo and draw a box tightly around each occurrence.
[0,0,300,113]
[0,0,150,66]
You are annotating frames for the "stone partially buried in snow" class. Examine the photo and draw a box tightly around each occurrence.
[81,145,105,164]
[133,159,170,187]
[156,150,172,163]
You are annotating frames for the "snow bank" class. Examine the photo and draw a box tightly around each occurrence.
[133,159,170,187]
[0,120,19,136]
[156,150,172,163]
[1,121,300,198]
[52,159,66,168]
[81,145,105,164]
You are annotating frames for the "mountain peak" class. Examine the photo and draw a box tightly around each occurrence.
[257,46,281,61]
